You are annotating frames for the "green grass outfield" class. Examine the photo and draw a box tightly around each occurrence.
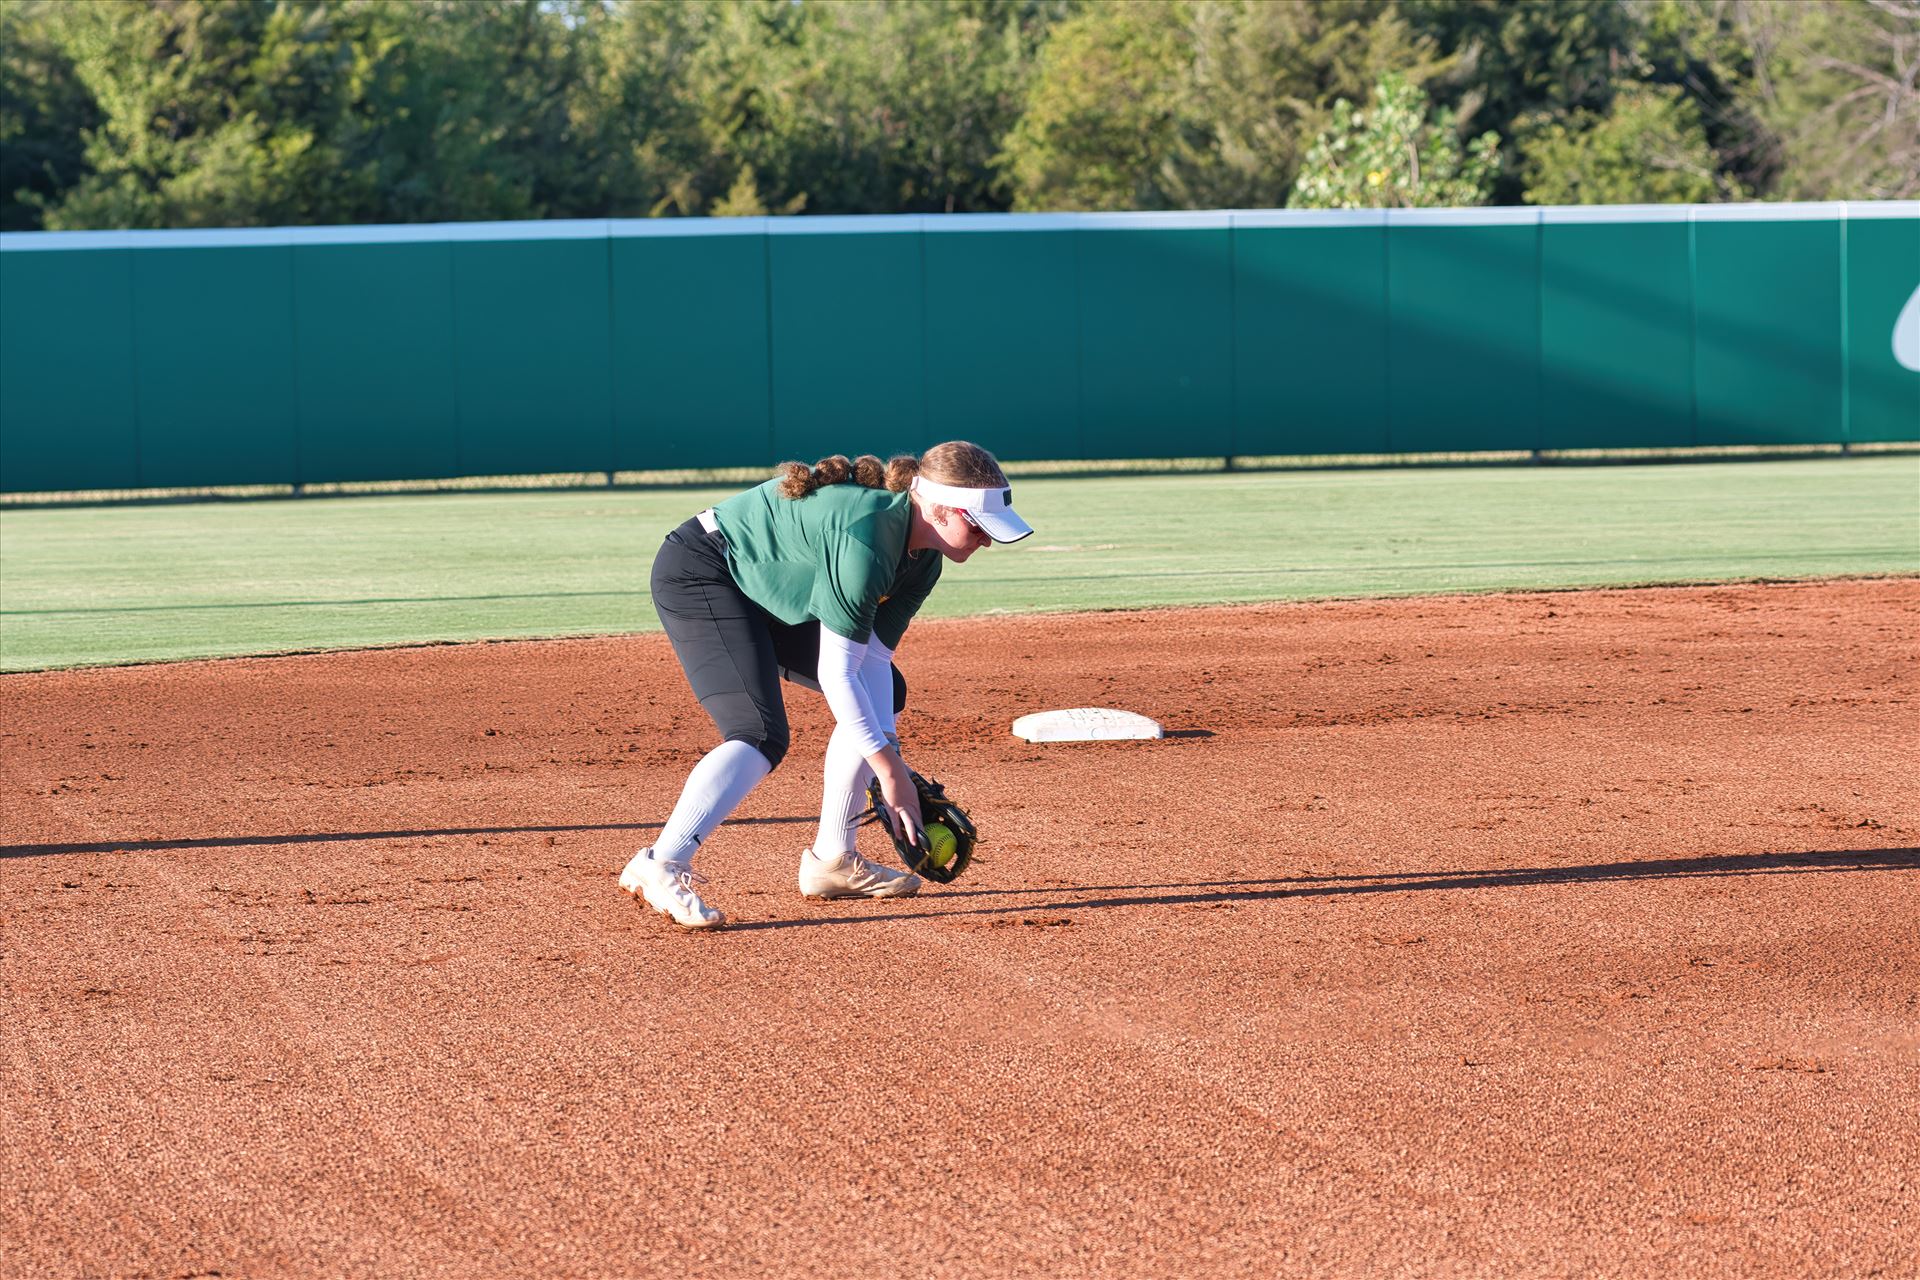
[2,457,1915,673]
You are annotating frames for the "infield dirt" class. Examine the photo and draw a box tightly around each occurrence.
[3,579,1916,1279]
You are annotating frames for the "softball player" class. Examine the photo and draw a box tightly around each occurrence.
[619,440,1033,929]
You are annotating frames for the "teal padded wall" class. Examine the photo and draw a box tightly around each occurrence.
[293,241,457,483]
[0,205,1913,494]
[1234,216,1388,456]
[1078,218,1233,458]
[1389,214,1541,454]
[1845,212,1920,444]
[923,217,1080,463]
[133,246,297,487]
[1693,212,1844,446]
[451,232,613,477]
[611,223,770,472]
[1540,213,1694,449]
[0,248,139,491]
[767,220,925,464]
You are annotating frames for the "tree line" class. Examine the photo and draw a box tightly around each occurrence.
[2,0,1914,233]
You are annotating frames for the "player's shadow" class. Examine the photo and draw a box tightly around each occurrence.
[0,816,814,859]
[723,846,1918,932]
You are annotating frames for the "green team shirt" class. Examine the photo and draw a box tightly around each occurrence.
[710,479,943,647]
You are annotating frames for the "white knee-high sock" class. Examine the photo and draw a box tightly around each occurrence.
[813,722,876,858]
[654,739,772,864]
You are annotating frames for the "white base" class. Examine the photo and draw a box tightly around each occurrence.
[1011,707,1165,743]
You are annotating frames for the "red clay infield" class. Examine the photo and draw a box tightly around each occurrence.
[3,579,1916,1279]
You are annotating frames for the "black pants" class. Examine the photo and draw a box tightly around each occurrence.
[649,517,905,769]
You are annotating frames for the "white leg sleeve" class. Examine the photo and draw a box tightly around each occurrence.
[654,738,772,864]
[813,721,876,857]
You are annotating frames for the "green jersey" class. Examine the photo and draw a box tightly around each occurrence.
[710,479,943,647]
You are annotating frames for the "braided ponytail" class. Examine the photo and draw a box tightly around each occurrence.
[776,453,891,499]
[776,441,1005,499]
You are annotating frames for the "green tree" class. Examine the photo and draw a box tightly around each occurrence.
[2,0,1907,228]
[1291,72,1500,209]
[1003,0,1449,213]
[592,0,1060,218]
[563,0,726,217]
[1000,1,1186,210]
[1627,0,1777,196]
[32,0,607,230]
[661,0,814,215]
[819,0,1048,214]
[0,1,101,230]
[1518,82,1742,204]
[1739,0,1920,200]
[35,0,304,229]
[732,0,1043,215]
[1401,0,1639,202]
[1158,0,1448,209]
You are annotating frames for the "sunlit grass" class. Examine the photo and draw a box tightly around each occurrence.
[2,456,1914,671]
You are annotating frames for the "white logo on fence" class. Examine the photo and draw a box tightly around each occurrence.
[1896,283,1920,372]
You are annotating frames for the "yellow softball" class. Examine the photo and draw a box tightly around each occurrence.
[924,821,958,866]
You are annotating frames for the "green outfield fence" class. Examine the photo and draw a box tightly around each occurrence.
[0,203,1914,494]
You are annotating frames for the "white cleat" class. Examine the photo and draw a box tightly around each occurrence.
[797,847,922,900]
[619,848,725,930]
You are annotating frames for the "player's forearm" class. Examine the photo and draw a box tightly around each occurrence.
[857,636,897,744]
[817,625,890,756]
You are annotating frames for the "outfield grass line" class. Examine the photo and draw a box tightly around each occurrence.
[958,552,1919,586]
[10,547,1911,621]
[1,589,651,617]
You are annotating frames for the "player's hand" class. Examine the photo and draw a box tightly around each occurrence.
[870,747,924,849]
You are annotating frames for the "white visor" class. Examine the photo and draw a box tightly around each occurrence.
[910,475,1034,543]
